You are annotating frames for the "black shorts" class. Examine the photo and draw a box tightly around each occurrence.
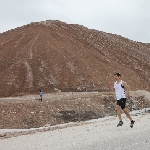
[117,98,126,109]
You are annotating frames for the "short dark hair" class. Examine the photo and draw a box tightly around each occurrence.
[114,73,121,77]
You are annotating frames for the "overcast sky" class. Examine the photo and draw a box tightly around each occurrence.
[0,0,150,43]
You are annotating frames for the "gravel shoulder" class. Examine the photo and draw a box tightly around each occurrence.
[0,109,150,150]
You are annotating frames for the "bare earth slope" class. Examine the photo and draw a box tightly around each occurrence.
[0,20,150,97]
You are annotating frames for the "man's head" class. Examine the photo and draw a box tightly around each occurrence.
[114,73,121,77]
[114,73,121,80]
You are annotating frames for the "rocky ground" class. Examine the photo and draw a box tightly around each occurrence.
[0,91,150,130]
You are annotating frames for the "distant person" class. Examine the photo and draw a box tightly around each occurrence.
[39,90,43,101]
[109,73,135,128]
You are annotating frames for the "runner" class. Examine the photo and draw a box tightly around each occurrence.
[109,73,135,128]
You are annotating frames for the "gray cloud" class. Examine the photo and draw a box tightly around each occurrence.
[0,0,150,43]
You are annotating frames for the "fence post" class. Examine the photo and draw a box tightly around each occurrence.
[141,101,143,109]
[78,98,81,122]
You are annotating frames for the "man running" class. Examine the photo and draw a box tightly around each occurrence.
[109,73,135,128]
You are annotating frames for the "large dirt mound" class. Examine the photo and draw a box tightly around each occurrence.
[0,20,150,97]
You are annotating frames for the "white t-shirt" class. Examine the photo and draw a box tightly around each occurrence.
[114,80,126,100]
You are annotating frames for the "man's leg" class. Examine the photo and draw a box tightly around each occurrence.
[123,108,135,128]
[115,105,124,127]
[115,105,122,121]
[123,108,132,121]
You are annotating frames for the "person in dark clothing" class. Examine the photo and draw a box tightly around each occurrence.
[39,90,43,101]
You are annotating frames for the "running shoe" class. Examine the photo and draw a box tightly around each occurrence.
[130,120,135,128]
[117,121,123,127]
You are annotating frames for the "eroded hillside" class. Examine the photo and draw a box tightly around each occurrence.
[0,20,150,97]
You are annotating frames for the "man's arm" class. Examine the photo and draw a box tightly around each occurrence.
[109,82,115,93]
[122,81,130,98]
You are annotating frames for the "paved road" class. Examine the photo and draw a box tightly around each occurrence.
[0,113,150,150]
